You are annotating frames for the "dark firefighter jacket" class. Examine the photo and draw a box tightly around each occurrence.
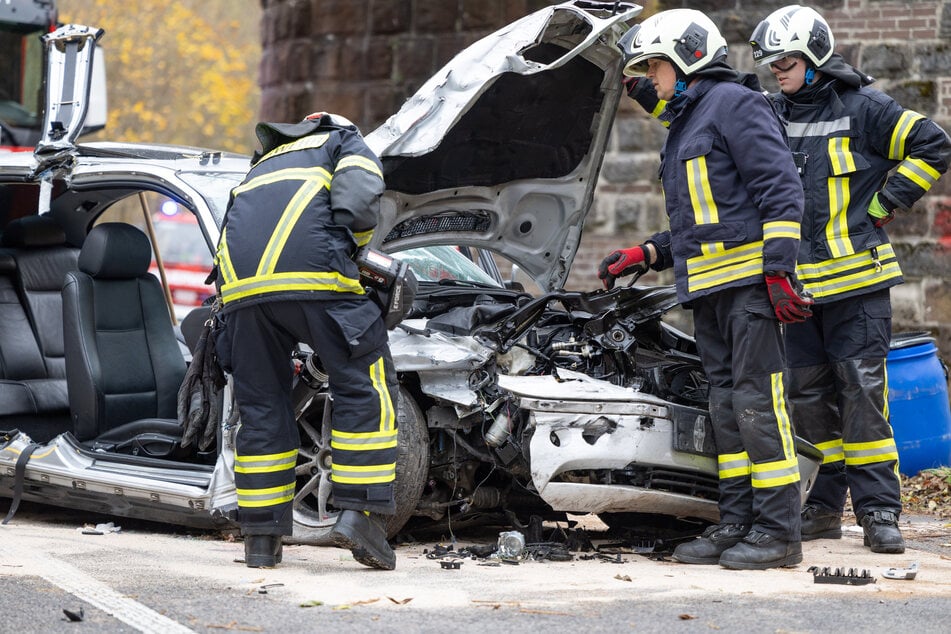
[645,78,805,304]
[215,115,385,313]
[770,71,951,303]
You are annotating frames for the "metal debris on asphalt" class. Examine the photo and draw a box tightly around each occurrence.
[882,561,919,580]
[807,566,876,585]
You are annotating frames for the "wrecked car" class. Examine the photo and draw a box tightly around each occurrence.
[0,2,822,542]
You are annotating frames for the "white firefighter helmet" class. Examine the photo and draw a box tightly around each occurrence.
[749,5,835,67]
[618,9,728,77]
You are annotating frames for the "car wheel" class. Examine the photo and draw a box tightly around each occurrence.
[290,386,429,545]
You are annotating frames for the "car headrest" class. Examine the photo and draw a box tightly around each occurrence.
[79,223,152,279]
[0,215,67,248]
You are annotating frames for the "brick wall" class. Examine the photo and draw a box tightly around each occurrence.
[260,0,951,356]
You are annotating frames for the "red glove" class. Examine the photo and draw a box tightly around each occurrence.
[868,192,896,228]
[765,272,814,323]
[598,246,648,290]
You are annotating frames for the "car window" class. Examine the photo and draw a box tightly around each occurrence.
[394,245,502,287]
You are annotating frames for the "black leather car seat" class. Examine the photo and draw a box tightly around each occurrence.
[0,215,78,441]
[62,223,187,452]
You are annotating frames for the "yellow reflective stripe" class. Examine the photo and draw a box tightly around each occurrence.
[353,229,374,247]
[763,220,800,241]
[686,156,721,256]
[232,167,332,196]
[828,136,856,174]
[235,449,298,474]
[825,137,854,258]
[751,456,801,488]
[797,244,897,277]
[815,439,845,464]
[258,133,330,163]
[335,154,383,179]
[370,356,395,432]
[217,225,238,285]
[897,158,940,191]
[331,462,396,484]
[718,451,751,479]
[844,438,899,466]
[770,372,797,461]
[887,111,924,159]
[257,178,327,276]
[686,242,763,293]
[797,245,902,298]
[220,271,364,303]
[331,429,398,452]
[652,99,668,121]
[825,176,854,258]
[236,483,296,507]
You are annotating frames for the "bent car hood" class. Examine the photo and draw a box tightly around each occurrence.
[366,1,642,292]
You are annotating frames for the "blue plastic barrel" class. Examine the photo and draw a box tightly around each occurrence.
[887,332,951,476]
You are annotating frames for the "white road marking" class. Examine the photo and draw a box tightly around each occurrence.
[4,542,195,634]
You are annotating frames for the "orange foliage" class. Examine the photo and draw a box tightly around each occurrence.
[58,0,260,153]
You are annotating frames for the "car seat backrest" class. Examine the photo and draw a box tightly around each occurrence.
[1,215,80,379]
[63,223,186,441]
[0,250,47,381]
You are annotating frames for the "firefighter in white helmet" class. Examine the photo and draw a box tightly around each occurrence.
[599,9,809,570]
[749,5,951,554]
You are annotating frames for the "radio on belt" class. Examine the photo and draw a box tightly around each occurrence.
[355,246,418,329]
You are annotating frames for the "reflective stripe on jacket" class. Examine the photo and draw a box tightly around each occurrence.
[647,79,804,304]
[772,81,950,302]
[216,123,385,311]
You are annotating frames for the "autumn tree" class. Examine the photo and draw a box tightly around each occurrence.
[58,0,260,153]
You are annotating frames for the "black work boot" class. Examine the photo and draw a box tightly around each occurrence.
[800,503,843,541]
[243,535,283,568]
[860,510,905,554]
[672,523,750,565]
[719,530,803,570]
[331,510,396,570]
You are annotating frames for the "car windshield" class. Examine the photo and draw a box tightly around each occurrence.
[178,171,246,226]
[394,245,502,286]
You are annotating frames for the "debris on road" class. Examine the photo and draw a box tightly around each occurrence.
[808,566,876,585]
[882,561,919,580]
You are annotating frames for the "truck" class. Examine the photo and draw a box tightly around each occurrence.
[0,0,105,151]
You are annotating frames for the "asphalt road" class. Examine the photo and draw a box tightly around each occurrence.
[2,502,950,633]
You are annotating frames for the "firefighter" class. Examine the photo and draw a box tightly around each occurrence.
[600,9,810,570]
[214,113,398,570]
[748,5,951,553]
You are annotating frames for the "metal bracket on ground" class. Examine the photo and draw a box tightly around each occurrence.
[807,566,876,585]
[882,562,918,580]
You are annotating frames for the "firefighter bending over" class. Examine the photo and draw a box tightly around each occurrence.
[215,113,398,570]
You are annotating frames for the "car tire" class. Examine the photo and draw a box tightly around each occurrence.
[290,386,429,545]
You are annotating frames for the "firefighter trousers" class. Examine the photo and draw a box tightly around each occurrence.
[692,285,802,542]
[217,298,398,536]
[785,288,901,521]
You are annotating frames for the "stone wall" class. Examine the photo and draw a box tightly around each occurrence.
[260,0,951,355]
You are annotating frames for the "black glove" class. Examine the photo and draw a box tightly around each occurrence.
[765,272,814,323]
[598,246,649,290]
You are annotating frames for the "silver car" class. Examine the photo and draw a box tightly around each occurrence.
[0,2,821,543]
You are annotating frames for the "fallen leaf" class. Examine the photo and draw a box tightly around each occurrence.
[679,614,697,620]
[351,598,381,606]
[299,600,323,608]
[614,574,632,582]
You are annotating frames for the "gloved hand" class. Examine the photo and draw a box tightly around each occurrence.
[765,272,814,323]
[622,76,648,98]
[598,245,649,290]
[868,192,896,228]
